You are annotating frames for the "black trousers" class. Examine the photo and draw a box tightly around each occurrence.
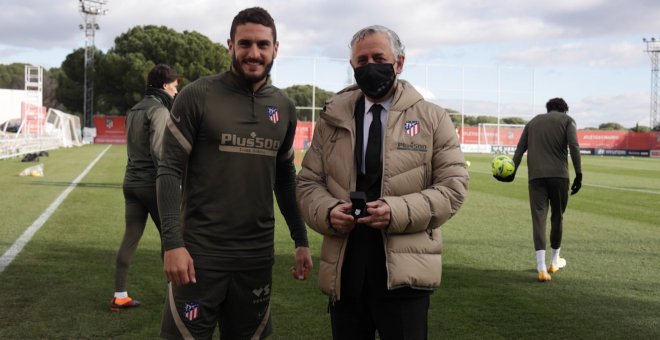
[329,293,429,340]
[114,185,162,292]
[528,177,569,250]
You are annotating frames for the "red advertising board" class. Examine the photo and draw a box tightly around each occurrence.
[456,127,660,151]
[294,121,314,150]
[93,115,126,144]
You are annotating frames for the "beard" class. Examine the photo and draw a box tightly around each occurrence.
[231,53,274,84]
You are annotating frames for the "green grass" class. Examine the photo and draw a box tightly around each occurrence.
[0,147,658,339]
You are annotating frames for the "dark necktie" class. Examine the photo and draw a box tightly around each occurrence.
[365,104,383,174]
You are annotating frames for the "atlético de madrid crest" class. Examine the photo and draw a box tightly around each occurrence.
[405,120,420,137]
[184,302,199,321]
[267,106,280,124]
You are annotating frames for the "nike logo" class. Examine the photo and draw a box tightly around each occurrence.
[170,112,181,123]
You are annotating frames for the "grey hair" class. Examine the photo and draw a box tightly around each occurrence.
[350,25,405,59]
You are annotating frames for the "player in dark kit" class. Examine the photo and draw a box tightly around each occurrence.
[156,7,312,339]
[111,64,179,311]
[496,97,582,282]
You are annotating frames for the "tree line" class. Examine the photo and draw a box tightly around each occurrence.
[0,25,656,132]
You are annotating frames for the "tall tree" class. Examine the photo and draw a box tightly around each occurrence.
[56,25,230,115]
[43,68,66,111]
[0,63,25,89]
[55,48,94,115]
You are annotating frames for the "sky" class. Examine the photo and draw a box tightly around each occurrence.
[1,0,660,128]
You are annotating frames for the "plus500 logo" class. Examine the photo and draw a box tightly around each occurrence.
[220,133,280,150]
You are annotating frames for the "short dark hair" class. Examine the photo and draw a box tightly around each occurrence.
[147,64,179,89]
[230,7,277,42]
[546,97,568,113]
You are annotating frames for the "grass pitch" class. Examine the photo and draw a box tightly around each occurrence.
[0,145,658,339]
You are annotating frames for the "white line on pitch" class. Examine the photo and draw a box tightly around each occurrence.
[585,183,660,195]
[0,145,112,274]
[469,169,660,195]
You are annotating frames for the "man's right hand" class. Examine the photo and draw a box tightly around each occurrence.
[329,202,356,234]
[164,247,196,286]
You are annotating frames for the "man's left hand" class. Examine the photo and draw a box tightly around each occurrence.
[571,173,583,195]
[290,246,313,280]
[356,200,391,229]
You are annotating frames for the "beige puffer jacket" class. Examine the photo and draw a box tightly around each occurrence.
[296,80,469,301]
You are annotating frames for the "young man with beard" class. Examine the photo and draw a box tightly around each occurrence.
[111,63,178,312]
[296,25,469,340]
[157,7,312,339]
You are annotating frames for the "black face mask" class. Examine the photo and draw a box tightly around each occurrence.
[353,63,396,100]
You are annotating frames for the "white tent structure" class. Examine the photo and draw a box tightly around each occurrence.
[0,65,83,159]
[0,108,82,160]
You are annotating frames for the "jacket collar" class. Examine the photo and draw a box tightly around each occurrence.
[321,80,424,129]
[223,70,275,96]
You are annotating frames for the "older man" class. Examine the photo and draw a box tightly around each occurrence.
[297,25,469,340]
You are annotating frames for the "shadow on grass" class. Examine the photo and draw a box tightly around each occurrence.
[0,241,331,340]
[0,241,164,339]
[2,240,657,339]
[431,264,660,339]
[26,181,123,189]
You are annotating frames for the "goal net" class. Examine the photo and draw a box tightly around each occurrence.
[477,123,525,154]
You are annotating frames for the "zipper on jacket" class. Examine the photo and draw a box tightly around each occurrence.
[381,229,392,290]
[251,93,256,120]
[333,230,350,302]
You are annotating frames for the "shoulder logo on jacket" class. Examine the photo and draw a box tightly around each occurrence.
[267,106,280,124]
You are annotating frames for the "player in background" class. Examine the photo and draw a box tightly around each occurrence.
[156,7,312,339]
[112,64,179,311]
[495,97,583,282]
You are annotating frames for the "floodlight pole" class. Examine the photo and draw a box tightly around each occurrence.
[643,37,660,129]
[79,0,108,129]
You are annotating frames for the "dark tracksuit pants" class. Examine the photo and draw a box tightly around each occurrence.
[114,185,162,292]
[528,177,570,251]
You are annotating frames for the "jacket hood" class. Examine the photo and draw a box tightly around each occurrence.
[321,80,425,129]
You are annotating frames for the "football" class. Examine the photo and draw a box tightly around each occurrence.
[491,155,515,178]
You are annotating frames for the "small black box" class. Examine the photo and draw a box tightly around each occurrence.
[350,191,367,218]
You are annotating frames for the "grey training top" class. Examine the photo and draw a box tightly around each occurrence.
[513,110,582,180]
[123,94,168,187]
[157,71,308,271]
